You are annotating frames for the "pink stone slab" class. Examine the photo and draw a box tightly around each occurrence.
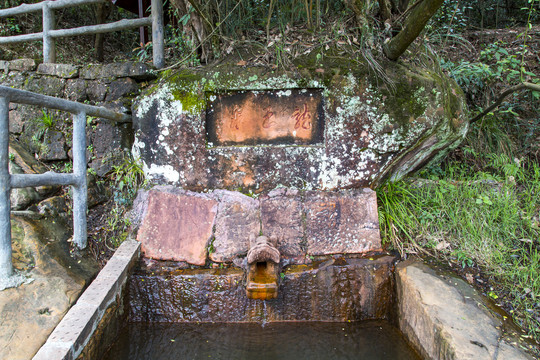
[210,190,260,263]
[260,188,304,258]
[137,190,217,265]
[305,189,381,255]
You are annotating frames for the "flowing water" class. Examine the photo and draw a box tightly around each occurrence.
[102,321,421,360]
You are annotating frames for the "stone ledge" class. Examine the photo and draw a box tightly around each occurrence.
[396,261,534,360]
[32,239,140,360]
[37,63,79,79]
[79,62,155,80]
[8,58,37,72]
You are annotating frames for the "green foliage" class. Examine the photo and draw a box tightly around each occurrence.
[110,155,146,205]
[39,110,56,130]
[378,155,540,342]
[0,17,21,36]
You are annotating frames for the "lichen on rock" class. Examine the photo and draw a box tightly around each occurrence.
[132,54,467,191]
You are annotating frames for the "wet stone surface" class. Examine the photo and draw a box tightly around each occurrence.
[128,255,396,323]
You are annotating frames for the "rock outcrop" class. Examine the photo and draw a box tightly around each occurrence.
[0,215,98,360]
[132,56,467,190]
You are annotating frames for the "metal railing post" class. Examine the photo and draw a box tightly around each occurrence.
[72,111,87,249]
[151,0,164,69]
[42,1,56,63]
[0,96,13,278]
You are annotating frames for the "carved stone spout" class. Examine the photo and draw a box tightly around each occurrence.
[246,235,280,300]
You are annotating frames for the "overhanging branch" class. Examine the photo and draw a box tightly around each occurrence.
[470,82,540,123]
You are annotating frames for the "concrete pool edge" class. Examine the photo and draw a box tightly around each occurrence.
[32,239,140,360]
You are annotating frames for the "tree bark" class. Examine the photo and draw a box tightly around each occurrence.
[344,0,371,27]
[94,2,111,62]
[470,82,540,123]
[383,0,443,61]
[378,0,392,21]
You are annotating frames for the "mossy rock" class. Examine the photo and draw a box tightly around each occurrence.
[132,53,467,191]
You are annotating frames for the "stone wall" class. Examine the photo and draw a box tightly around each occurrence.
[0,59,154,180]
[129,255,397,323]
[131,186,381,265]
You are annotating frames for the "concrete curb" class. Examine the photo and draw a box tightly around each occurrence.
[32,239,140,360]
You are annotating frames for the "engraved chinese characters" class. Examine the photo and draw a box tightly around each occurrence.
[206,89,324,146]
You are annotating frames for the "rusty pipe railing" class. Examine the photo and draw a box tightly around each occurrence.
[0,85,131,289]
[0,0,164,68]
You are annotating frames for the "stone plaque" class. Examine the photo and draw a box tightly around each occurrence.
[206,89,324,146]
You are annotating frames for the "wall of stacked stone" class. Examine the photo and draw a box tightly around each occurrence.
[0,59,155,179]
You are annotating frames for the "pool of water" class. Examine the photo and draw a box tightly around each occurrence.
[102,321,421,360]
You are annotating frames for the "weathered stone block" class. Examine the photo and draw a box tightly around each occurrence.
[37,63,79,78]
[65,79,88,102]
[87,80,108,102]
[396,261,533,360]
[8,110,24,134]
[210,190,260,263]
[304,189,381,255]
[0,60,9,73]
[8,139,59,209]
[80,64,104,80]
[106,77,139,101]
[40,129,67,161]
[9,58,36,71]
[25,75,65,97]
[261,188,304,258]
[137,190,218,265]
[88,120,130,176]
[133,62,467,191]
[104,62,154,80]
[32,343,72,360]
[80,62,153,80]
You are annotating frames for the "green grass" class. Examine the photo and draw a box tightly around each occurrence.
[378,155,540,344]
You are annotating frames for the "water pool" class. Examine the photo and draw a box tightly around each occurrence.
[102,320,421,360]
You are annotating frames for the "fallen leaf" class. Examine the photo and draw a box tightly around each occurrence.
[236,60,247,66]
[435,241,450,250]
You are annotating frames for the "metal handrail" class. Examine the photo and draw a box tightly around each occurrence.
[0,85,131,286]
[0,0,164,68]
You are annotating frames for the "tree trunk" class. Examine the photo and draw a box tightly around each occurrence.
[94,3,110,62]
[344,0,371,27]
[170,0,214,62]
[378,0,392,21]
[383,0,443,61]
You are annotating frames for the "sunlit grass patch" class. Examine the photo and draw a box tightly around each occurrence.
[378,156,540,342]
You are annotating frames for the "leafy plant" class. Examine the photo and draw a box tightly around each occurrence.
[378,157,540,343]
[39,110,56,130]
